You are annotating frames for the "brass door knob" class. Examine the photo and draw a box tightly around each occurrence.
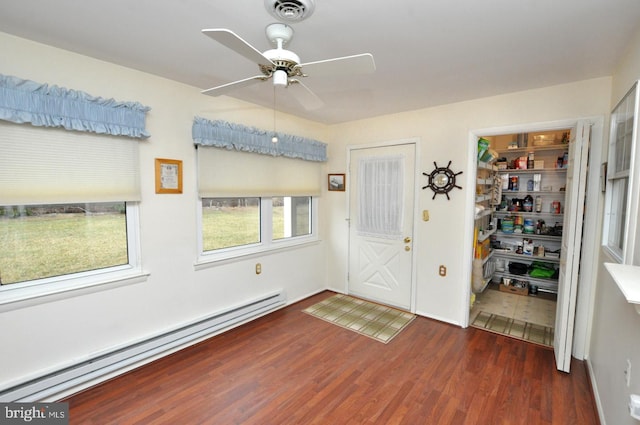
[404,237,412,243]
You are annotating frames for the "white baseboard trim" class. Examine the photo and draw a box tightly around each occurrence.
[585,357,606,425]
[0,290,286,402]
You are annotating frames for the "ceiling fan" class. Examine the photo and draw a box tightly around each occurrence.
[201,23,376,110]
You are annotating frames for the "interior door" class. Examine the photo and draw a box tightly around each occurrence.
[347,142,416,310]
[554,121,590,372]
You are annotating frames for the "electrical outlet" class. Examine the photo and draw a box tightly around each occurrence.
[255,263,262,275]
[626,359,632,387]
[439,265,447,276]
[422,210,430,221]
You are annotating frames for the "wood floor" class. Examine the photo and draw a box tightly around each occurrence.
[63,291,600,424]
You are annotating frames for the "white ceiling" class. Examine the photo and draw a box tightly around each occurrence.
[1,0,639,124]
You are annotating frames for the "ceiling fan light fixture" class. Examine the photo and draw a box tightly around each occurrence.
[265,0,315,22]
[273,69,288,86]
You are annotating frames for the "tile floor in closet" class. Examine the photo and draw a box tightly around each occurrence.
[471,284,557,329]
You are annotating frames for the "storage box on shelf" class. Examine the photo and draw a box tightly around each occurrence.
[476,238,491,260]
[499,281,529,296]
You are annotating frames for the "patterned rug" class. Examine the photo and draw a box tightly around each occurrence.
[303,294,415,344]
[471,310,554,347]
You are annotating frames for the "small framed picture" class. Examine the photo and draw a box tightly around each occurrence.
[328,173,345,192]
[155,158,183,194]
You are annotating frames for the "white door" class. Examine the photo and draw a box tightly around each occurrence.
[554,121,590,372]
[347,142,416,310]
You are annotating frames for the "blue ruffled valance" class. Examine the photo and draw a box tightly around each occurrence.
[0,73,150,139]
[192,117,327,162]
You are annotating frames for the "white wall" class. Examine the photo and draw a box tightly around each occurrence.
[0,32,329,390]
[326,79,611,325]
[589,24,640,425]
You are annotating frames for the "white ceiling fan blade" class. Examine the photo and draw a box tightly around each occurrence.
[287,79,324,110]
[201,75,268,96]
[298,53,375,77]
[202,28,274,66]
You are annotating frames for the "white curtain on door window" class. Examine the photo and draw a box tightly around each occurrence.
[357,155,404,238]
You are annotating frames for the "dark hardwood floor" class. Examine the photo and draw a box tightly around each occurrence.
[63,291,600,424]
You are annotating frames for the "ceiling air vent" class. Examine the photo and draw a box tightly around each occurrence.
[265,0,315,22]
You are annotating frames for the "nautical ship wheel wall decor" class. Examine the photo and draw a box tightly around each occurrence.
[423,160,463,200]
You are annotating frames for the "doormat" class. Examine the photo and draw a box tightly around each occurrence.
[471,311,554,347]
[303,294,415,344]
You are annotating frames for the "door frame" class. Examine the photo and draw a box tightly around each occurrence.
[463,117,604,361]
[346,138,420,313]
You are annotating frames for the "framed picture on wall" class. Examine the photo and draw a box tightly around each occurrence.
[155,158,183,194]
[328,173,345,191]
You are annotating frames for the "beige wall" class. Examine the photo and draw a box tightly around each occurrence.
[326,78,611,325]
[589,24,640,425]
[2,24,638,424]
[0,32,329,393]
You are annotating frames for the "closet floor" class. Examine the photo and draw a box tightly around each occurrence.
[471,284,557,328]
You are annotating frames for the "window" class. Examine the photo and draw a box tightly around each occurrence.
[606,177,629,255]
[0,202,130,285]
[202,197,261,251]
[604,82,639,262]
[0,121,143,304]
[201,196,314,256]
[195,138,323,261]
[272,196,311,240]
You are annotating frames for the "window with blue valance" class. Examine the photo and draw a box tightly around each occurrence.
[192,117,327,162]
[0,73,150,139]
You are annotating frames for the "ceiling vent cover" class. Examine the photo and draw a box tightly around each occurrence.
[265,0,315,22]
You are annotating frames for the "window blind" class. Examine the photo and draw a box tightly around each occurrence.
[0,121,140,206]
[197,147,322,197]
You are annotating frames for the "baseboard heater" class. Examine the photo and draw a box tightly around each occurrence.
[0,290,286,402]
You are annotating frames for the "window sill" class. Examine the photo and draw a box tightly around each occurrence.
[195,238,321,270]
[604,262,640,315]
[0,268,150,312]
[602,244,623,263]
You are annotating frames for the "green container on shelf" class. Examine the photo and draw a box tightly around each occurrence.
[478,138,490,160]
[501,217,514,234]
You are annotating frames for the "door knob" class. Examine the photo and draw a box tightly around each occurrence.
[404,237,412,243]
[405,246,411,251]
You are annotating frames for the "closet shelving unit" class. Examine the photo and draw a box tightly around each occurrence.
[472,160,499,294]
[490,138,569,295]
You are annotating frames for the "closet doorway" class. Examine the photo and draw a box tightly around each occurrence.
[468,119,595,373]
